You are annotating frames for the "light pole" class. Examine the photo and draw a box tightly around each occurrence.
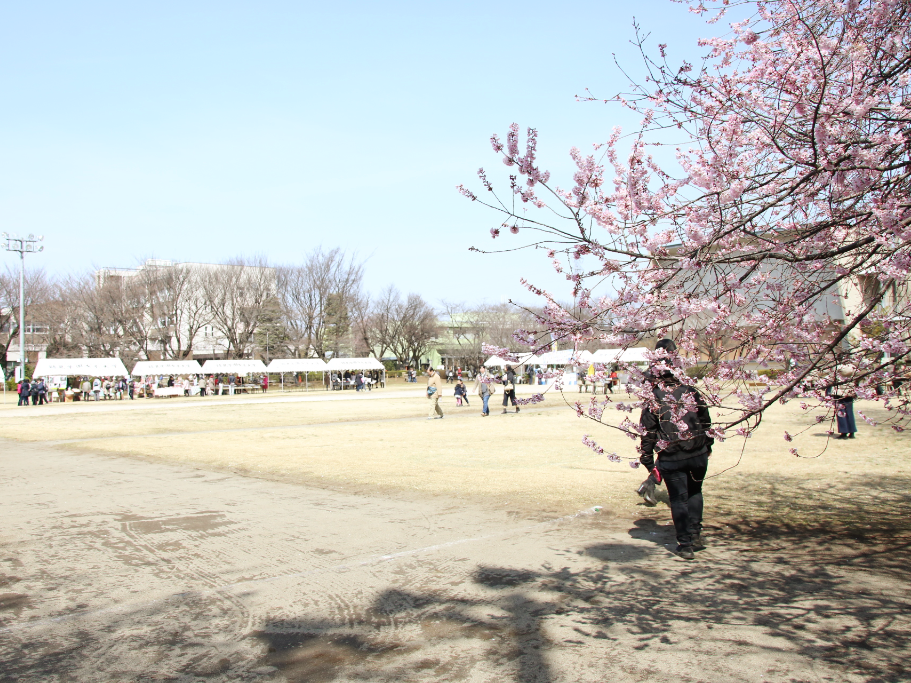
[2,233,44,381]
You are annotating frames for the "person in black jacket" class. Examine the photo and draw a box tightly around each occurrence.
[18,379,31,407]
[501,365,519,414]
[637,339,713,560]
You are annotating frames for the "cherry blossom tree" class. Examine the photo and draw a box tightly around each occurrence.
[462,0,911,459]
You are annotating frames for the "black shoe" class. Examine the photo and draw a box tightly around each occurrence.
[515,406,520,413]
[836,434,848,439]
[692,534,706,551]
[502,409,508,414]
[676,545,695,560]
[848,433,855,438]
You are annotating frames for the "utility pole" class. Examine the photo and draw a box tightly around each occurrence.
[2,233,44,381]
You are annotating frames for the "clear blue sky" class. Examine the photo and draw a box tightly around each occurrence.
[1,0,713,306]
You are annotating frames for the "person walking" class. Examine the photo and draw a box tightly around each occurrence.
[18,378,31,407]
[36,378,48,405]
[501,364,519,414]
[355,371,364,392]
[473,368,494,416]
[426,367,444,419]
[607,369,618,394]
[636,339,713,560]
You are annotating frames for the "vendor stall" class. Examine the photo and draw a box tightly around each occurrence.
[31,357,131,402]
[201,359,268,395]
[131,360,203,376]
[325,357,386,390]
[266,358,328,391]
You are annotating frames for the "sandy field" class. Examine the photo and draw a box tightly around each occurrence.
[1,384,910,682]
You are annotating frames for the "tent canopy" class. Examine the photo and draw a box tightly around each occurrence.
[33,357,130,378]
[536,349,593,366]
[325,357,385,371]
[590,347,650,364]
[132,360,203,376]
[483,353,538,367]
[201,359,268,374]
[267,359,328,372]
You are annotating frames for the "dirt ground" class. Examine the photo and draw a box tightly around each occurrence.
[1,386,910,682]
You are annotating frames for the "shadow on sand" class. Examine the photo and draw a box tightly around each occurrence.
[251,474,911,682]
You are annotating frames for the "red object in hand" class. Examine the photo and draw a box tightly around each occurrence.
[652,469,662,484]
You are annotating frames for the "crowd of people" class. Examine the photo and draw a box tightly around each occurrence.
[329,370,382,391]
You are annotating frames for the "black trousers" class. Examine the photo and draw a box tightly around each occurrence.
[658,453,708,547]
[502,389,517,407]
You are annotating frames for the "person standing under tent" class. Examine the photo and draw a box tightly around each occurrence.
[501,364,519,414]
[426,367,444,419]
[261,374,269,393]
[92,377,101,401]
[129,378,136,400]
[80,377,90,401]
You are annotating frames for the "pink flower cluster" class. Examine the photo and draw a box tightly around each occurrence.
[459,0,911,454]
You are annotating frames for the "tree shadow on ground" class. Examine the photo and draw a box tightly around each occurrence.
[252,473,911,682]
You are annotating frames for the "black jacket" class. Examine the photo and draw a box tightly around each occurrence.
[639,372,712,470]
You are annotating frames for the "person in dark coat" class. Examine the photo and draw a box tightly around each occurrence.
[30,379,40,405]
[637,339,713,560]
[501,365,519,414]
[18,379,31,406]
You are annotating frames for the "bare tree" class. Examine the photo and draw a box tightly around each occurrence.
[201,256,276,359]
[134,263,212,359]
[0,266,52,378]
[276,248,364,359]
[66,272,128,358]
[389,293,440,368]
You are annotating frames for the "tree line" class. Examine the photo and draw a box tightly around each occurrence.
[0,248,538,379]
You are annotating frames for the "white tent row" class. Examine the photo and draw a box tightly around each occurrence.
[266,358,329,392]
[33,357,130,378]
[201,360,268,374]
[131,360,203,376]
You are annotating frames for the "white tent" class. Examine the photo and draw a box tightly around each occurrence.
[267,359,328,372]
[590,347,650,364]
[325,357,386,389]
[325,357,385,370]
[201,359,268,374]
[33,357,130,378]
[483,353,539,367]
[132,360,203,376]
[536,349,594,366]
[267,358,329,391]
